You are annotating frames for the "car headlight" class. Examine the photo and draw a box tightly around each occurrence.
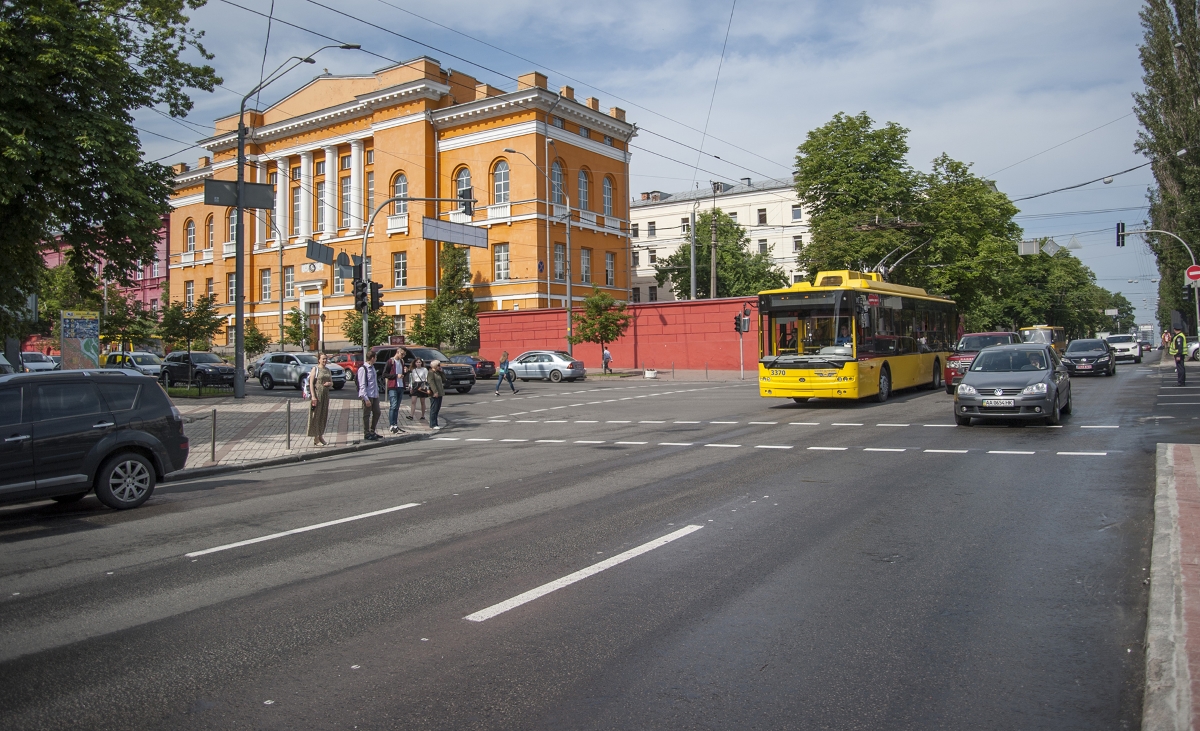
[1096,356,1110,362]
[957,383,977,396]
[1022,382,1048,395]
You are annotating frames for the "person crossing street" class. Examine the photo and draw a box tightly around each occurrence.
[495,350,519,395]
[358,352,382,440]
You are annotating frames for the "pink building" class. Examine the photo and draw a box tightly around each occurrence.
[40,214,172,313]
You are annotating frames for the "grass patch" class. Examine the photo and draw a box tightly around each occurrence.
[166,385,234,399]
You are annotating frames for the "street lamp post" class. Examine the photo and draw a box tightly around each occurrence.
[1128,228,1200,339]
[710,181,721,298]
[233,44,358,398]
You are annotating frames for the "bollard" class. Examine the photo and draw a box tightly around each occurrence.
[210,408,216,464]
[286,400,291,450]
[705,362,708,381]
[672,362,675,379]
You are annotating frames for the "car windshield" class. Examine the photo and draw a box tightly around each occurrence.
[1067,339,1104,353]
[22,353,50,362]
[409,347,450,362]
[192,353,223,363]
[957,335,1013,351]
[971,350,1049,372]
[1021,329,1053,344]
[131,354,161,365]
[296,355,319,364]
[1106,335,1133,343]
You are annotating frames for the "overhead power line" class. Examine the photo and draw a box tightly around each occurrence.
[985,112,1135,178]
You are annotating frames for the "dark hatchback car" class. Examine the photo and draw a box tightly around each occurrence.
[1061,338,1116,377]
[369,345,477,393]
[160,351,237,388]
[953,344,1072,426]
[0,370,189,509]
[450,355,496,380]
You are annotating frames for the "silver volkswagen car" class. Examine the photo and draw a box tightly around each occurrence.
[508,351,586,383]
[953,344,1072,426]
[258,352,346,391]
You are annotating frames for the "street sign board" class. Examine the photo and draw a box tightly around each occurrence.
[1041,238,1061,256]
[422,216,488,248]
[1017,240,1040,256]
[1104,308,1119,316]
[204,179,274,209]
[306,239,334,265]
[1187,264,1200,281]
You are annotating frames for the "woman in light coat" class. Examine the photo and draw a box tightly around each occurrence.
[306,353,333,446]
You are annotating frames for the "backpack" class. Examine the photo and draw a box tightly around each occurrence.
[301,370,312,400]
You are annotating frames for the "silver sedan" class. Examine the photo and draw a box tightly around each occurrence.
[508,351,587,383]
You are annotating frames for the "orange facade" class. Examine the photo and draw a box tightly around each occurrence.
[168,58,634,349]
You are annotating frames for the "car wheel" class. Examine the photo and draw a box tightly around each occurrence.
[930,360,942,390]
[52,492,88,504]
[294,380,303,390]
[1061,389,1073,415]
[333,383,344,390]
[549,370,563,383]
[506,371,516,383]
[94,453,155,510]
[1045,397,1061,426]
[457,386,472,394]
[260,373,274,390]
[955,414,972,426]
[875,366,891,403]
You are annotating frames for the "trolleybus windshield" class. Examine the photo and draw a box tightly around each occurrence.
[762,291,855,367]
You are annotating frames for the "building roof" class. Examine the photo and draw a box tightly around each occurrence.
[631,178,795,208]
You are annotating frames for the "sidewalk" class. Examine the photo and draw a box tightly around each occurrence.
[174,394,436,471]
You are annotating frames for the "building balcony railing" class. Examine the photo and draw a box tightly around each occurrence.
[449,210,472,224]
[486,203,511,219]
[606,217,622,230]
[579,210,597,226]
[222,242,236,257]
[386,213,408,234]
[200,248,213,262]
[180,251,194,264]
[552,203,568,219]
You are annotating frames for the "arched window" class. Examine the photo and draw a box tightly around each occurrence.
[577,170,590,211]
[227,209,236,243]
[393,173,408,214]
[603,177,614,217]
[492,160,510,204]
[205,215,214,249]
[551,160,564,205]
[455,167,472,203]
[185,219,196,252]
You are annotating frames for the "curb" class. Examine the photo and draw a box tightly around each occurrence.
[1144,443,1192,731]
[165,431,429,482]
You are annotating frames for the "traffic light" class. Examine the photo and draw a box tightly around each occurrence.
[353,279,368,311]
[369,281,384,311]
[734,314,743,332]
[1185,284,1196,304]
[459,186,473,217]
[1116,221,1126,247]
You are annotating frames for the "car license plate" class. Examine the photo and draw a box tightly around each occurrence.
[1077,364,1092,370]
[982,399,1015,407]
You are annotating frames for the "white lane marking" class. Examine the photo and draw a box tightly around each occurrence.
[864,448,906,452]
[186,503,421,558]
[808,446,848,451]
[587,401,603,404]
[710,421,738,424]
[831,422,864,426]
[876,423,910,427]
[639,420,666,424]
[434,437,460,441]
[659,442,694,446]
[570,404,585,407]
[530,409,548,413]
[674,421,701,424]
[1058,451,1108,456]
[550,405,568,410]
[705,443,741,448]
[575,420,598,423]
[988,450,1035,455]
[620,397,634,401]
[755,445,793,449]
[923,424,956,428]
[516,419,538,423]
[467,438,493,442]
[488,420,511,423]
[463,525,704,622]
[545,420,568,423]
[749,421,777,425]
[575,440,606,444]
[536,439,566,443]
[500,439,528,442]
[1157,402,1200,405]
[925,449,968,453]
[603,399,617,403]
[615,441,648,445]
[510,412,528,416]
[607,420,632,423]
[789,422,820,426]
[1080,425,1119,429]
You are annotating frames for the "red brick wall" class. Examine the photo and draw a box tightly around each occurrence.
[479,296,759,372]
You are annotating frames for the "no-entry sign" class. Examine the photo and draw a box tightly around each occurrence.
[1187,264,1200,282]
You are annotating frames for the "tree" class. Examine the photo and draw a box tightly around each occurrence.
[1134,0,1200,333]
[569,286,633,351]
[436,243,477,315]
[34,263,103,339]
[403,243,481,350]
[243,318,270,359]
[654,209,787,299]
[158,295,224,383]
[341,308,394,347]
[0,1,219,338]
[283,308,310,349]
[100,289,159,351]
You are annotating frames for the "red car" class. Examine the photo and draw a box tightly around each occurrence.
[329,349,364,381]
[944,332,1021,394]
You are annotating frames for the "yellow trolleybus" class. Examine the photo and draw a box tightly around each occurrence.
[758,270,957,402]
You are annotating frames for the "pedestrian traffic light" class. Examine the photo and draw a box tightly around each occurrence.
[1116,221,1126,247]
[459,186,473,217]
[369,281,384,311]
[353,279,368,311]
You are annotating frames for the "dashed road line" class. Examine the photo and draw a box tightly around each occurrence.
[575,440,605,444]
[466,438,493,442]
[808,446,848,451]
[925,449,968,454]
[535,439,566,443]
[831,422,863,426]
[748,421,778,425]
[186,502,421,558]
[789,422,820,426]
[500,439,528,443]
[1080,425,1119,429]
[754,445,793,449]
[864,448,906,452]
[705,443,741,448]
[660,442,694,446]
[877,423,910,427]
[615,441,647,445]
[710,421,738,424]
[988,450,1035,455]
[1058,451,1108,456]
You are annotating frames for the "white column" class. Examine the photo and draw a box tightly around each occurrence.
[349,139,365,234]
[299,151,313,238]
[255,162,267,247]
[323,145,338,239]
[274,156,289,241]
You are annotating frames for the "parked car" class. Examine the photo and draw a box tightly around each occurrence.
[369,345,477,393]
[102,351,163,378]
[247,354,268,379]
[49,355,61,369]
[258,352,346,391]
[508,351,587,383]
[953,344,1071,426]
[0,370,189,509]
[1061,338,1116,376]
[160,351,237,388]
[943,332,1020,394]
[450,355,496,379]
[0,354,14,374]
[1189,338,1199,361]
[330,349,363,381]
[20,352,57,372]
[1103,334,1142,363]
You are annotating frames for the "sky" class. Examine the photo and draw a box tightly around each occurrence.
[136,0,1163,328]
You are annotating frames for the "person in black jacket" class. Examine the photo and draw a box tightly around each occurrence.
[384,352,406,434]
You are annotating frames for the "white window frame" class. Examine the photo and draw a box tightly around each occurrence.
[551,161,564,205]
[284,265,295,298]
[393,252,407,287]
[341,176,351,229]
[606,251,615,286]
[603,177,613,216]
[493,160,510,204]
[554,243,565,281]
[393,174,408,214]
[291,186,301,235]
[260,268,271,301]
[185,220,195,251]
[580,248,591,283]
[315,181,326,232]
[577,170,590,211]
[185,281,194,307]
[494,243,509,281]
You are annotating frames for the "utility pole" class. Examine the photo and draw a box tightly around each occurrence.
[710,181,721,298]
[689,206,697,300]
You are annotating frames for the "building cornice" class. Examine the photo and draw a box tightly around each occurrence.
[432,87,634,138]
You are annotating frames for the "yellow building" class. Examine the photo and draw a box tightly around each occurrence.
[168,57,634,349]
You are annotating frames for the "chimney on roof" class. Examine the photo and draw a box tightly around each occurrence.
[518,72,548,90]
[198,156,210,168]
[475,83,502,100]
[584,96,600,111]
[172,162,190,175]
[641,192,650,200]
[609,107,626,121]
[740,177,751,186]
[559,85,574,100]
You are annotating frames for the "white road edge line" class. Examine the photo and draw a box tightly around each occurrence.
[186,503,421,558]
[463,525,704,622]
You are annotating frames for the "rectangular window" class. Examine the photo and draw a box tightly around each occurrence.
[340,155,351,170]
[793,235,803,252]
[341,176,351,228]
[291,166,300,180]
[393,314,405,334]
[681,217,690,236]
[367,171,375,219]
[185,281,194,307]
[365,256,372,282]
[554,244,565,281]
[552,116,565,128]
[150,299,158,312]
[649,249,657,264]
[757,208,767,225]
[227,272,236,302]
[366,150,374,165]
[793,273,805,284]
[631,223,639,238]
[729,211,738,223]
[284,265,294,298]
[205,277,214,299]
[791,204,802,221]
[393,252,407,287]
[152,254,160,278]
[647,221,656,238]
[494,243,509,281]
[578,126,590,139]
[580,248,591,283]
[632,250,640,267]
[758,239,768,255]
[315,160,325,176]
[604,135,614,147]
[136,262,144,280]
[649,285,658,302]
[334,269,344,295]
[631,287,640,303]
[269,172,278,237]
[606,252,615,286]
[291,186,301,235]
[260,268,271,301]
[315,182,325,232]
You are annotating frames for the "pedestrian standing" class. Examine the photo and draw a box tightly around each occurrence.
[494,350,518,395]
[306,353,333,446]
[409,358,430,421]
[384,351,406,434]
[358,351,382,440]
[1170,325,1188,386]
[602,346,613,374]
[428,360,446,430]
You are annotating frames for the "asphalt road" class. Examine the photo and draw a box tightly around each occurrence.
[0,352,1193,730]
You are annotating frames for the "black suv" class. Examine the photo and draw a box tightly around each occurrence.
[0,370,189,509]
[160,351,236,388]
[369,345,477,393]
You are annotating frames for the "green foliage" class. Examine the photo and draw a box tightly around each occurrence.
[157,295,223,355]
[283,307,310,349]
[570,286,632,349]
[100,289,159,351]
[654,209,787,299]
[1135,0,1200,332]
[0,0,219,338]
[437,243,477,315]
[340,308,394,347]
[35,263,103,339]
[243,318,270,358]
[406,243,480,350]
